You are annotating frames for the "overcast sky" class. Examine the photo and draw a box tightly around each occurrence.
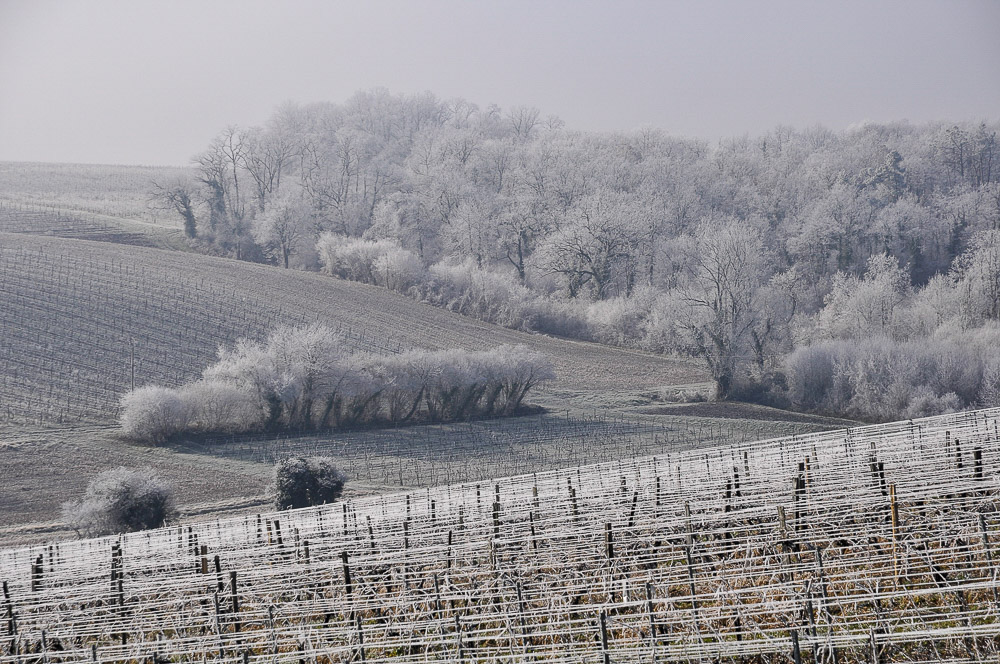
[1,0,998,166]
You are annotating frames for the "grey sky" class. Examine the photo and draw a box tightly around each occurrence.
[1,0,998,166]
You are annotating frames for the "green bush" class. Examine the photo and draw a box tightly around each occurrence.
[273,456,347,510]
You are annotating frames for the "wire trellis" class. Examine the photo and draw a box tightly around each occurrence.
[2,407,1000,663]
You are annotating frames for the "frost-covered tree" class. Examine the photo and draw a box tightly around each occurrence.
[265,324,351,428]
[494,344,557,415]
[150,173,199,238]
[538,192,643,299]
[980,359,1000,408]
[119,385,191,443]
[253,192,310,268]
[818,254,912,340]
[202,339,283,427]
[678,219,770,399]
[241,124,295,212]
[956,230,1000,323]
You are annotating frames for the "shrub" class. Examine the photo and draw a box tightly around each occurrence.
[424,259,536,329]
[273,456,347,510]
[119,385,190,443]
[120,326,557,441]
[317,234,424,290]
[784,342,846,410]
[62,467,177,537]
[586,288,660,347]
[373,246,425,291]
[903,387,961,419]
[783,333,1000,421]
[979,359,1000,408]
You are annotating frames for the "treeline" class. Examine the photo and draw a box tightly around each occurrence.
[120,324,555,443]
[154,89,1000,420]
[785,332,1000,421]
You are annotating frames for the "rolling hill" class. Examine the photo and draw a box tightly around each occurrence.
[0,231,707,426]
[0,192,846,546]
[0,161,188,229]
[0,228,847,545]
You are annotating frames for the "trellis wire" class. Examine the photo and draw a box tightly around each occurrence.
[1,408,999,663]
[182,409,827,489]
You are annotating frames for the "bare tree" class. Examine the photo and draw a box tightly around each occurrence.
[150,173,199,238]
[241,126,294,212]
[538,193,642,299]
[679,219,769,400]
[507,105,540,141]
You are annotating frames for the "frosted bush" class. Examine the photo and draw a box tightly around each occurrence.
[202,339,282,426]
[926,344,983,405]
[119,385,191,443]
[180,381,263,433]
[519,297,592,339]
[317,234,423,291]
[784,343,843,410]
[637,290,686,354]
[846,339,912,421]
[426,260,536,329]
[586,288,659,347]
[904,388,961,419]
[62,467,176,537]
[979,360,1000,408]
[379,352,438,424]
[784,335,999,421]
[495,344,557,415]
[119,326,556,441]
[374,246,425,291]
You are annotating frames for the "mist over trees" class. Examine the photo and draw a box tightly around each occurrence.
[119,324,556,443]
[156,89,1000,420]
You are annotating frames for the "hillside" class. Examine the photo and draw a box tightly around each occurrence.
[0,161,189,229]
[2,408,997,662]
[0,231,707,425]
[0,231,844,546]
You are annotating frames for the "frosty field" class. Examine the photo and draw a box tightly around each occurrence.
[0,220,837,545]
[1,408,997,663]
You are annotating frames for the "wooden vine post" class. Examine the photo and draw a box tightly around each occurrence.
[2,580,17,656]
[889,484,900,585]
[229,571,240,633]
[598,610,610,664]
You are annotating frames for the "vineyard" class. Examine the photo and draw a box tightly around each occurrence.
[0,232,704,425]
[0,202,174,248]
[0,162,188,228]
[184,410,834,490]
[1,408,998,663]
[0,234,401,424]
